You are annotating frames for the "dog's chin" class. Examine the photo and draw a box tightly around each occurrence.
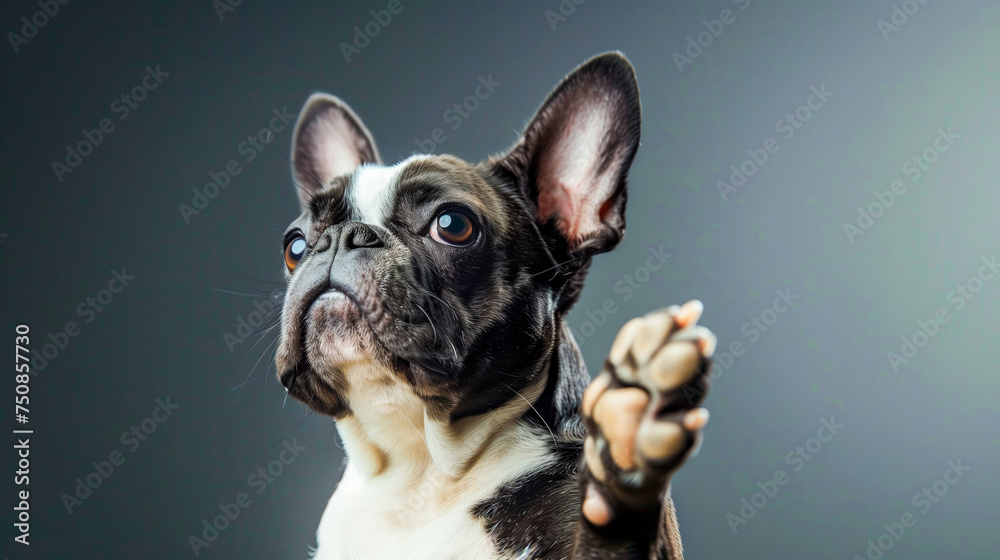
[280,292,394,417]
[317,294,370,350]
[281,362,348,418]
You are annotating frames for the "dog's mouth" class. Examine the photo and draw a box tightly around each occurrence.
[278,362,304,391]
[314,286,356,312]
[277,275,471,418]
[279,360,348,417]
[277,281,396,415]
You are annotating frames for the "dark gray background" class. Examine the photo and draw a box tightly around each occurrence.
[2,1,998,558]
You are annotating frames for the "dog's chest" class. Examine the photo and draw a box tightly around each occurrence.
[309,371,560,559]
[314,466,513,560]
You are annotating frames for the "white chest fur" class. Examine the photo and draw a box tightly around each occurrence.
[313,464,501,560]
[309,366,554,560]
[312,429,551,560]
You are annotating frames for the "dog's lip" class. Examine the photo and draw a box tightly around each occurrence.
[279,371,294,389]
[317,284,349,300]
[315,282,361,307]
[289,282,366,388]
[317,290,348,300]
[279,363,304,390]
[302,283,363,322]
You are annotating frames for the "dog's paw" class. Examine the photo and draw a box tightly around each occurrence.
[579,300,715,525]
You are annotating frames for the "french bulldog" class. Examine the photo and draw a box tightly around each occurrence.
[275,52,716,559]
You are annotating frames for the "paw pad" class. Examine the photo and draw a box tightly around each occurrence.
[580,300,716,520]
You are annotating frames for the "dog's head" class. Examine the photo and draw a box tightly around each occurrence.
[275,53,640,422]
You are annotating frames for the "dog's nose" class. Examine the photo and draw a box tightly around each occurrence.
[342,222,383,251]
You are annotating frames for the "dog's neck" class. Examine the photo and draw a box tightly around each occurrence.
[334,359,551,482]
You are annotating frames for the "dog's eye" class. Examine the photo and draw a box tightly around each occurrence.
[430,210,475,247]
[284,236,307,272]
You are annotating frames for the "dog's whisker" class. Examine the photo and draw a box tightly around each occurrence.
[392,408,427,445]
[212,287,277,298]
[238,315,283,363]
[245,316,283,342]
[530,254,588,278]
[500,382,559,451]
[266,146,322,202]
[331,425,345,451]
[420,289,467,350]
[229,278,288,289]
[233,336,282,406]
[221,373,268,397]
[415,304,438,345]
[264,403,315,453]
[425,291,460,321]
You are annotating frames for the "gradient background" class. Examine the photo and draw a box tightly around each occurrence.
[2,1,998,559]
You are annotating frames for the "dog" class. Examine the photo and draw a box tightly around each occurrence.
[274,52,716,559]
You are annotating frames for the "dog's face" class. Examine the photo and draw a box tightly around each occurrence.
[275,53,641,422]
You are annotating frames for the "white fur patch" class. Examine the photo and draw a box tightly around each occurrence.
[349,164,398,226]
[349,155,431,226]
[310,367,556,560]
[313,421,556,560]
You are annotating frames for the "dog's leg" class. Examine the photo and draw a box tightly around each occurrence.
[571,300,714,560]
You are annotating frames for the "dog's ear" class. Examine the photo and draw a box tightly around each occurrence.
[499,52,641,258]
[290,93,381,208]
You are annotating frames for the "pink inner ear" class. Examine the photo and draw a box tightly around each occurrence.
[304,109,364,184]
[537,180,581,239]
[534,101,619,245]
